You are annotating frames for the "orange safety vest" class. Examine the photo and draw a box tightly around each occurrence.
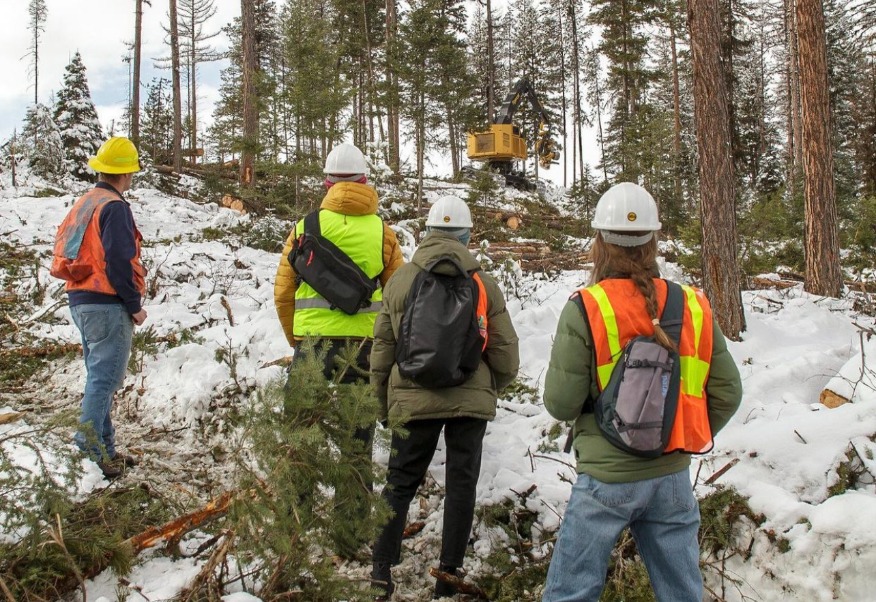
[50,188,146,297]
[578,278,714,454]
[473,272,489,349]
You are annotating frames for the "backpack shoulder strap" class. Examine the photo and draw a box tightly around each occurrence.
[660,280,684,345]
[302,209,322,236]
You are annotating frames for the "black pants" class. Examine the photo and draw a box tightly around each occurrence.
[372,416,488,568]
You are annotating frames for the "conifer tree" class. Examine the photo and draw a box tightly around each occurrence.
[229,342,389,600]
[279,0,347,157]
[53,52,104,181]
[26,0,48,106]
[21,103,65,180]
[178,0,223,163]
[588,0,661,181]
[140,78,175,165]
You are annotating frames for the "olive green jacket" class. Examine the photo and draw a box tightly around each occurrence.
[543,290,742,483]
[370,232,520,423]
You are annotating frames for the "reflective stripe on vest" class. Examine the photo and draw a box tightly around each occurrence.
[295,298,383,312]
[579,279,714,454]
[293,211,384,338]
[50,188,146,296]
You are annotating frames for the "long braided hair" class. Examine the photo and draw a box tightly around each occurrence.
[588,231,677,351]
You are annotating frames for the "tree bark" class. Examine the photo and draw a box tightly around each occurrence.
[132,0,145,146]
[240,0,258,186]
[669,14,683,205]
[169,0,183,172]
[486,0,495,121]
[795,0,842,297]
[785,0,803,194]
[385,0,400,174]
[687,0,746,339]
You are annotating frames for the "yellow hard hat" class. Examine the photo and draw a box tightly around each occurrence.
[88,137,141,174]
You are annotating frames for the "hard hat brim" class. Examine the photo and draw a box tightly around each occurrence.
[88,157,140,175]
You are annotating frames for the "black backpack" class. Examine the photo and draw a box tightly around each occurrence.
[289,210,379,315]
[395,257,486,388]
[565,280,684,458]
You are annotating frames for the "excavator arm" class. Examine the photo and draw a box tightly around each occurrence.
[468,78,559,170]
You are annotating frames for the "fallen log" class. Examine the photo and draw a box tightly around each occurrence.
[124,490,235,555]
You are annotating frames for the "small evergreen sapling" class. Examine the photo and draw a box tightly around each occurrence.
[229,341,391,600]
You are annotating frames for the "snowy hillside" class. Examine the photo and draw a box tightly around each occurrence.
[2,182,876,601]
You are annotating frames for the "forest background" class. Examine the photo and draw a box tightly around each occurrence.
[3,0,876,599]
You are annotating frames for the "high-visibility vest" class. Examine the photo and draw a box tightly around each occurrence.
[578,278,714,454]
[50,188,146,297]
[473,272,488,349]
[293,210,384,338]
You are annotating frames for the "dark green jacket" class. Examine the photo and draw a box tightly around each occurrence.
[370,232,520,423]
[544,287,742,483]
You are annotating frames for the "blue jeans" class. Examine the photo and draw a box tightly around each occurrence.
[542,469,702,602]
[70,303,133,459]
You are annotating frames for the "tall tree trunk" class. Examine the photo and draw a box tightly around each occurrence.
[169,0,183,172]
[447,104,459,176]
[670,15,683,205]
[795,0,841,297]
[386,0,400,173]
[240,0,258,186]
[190,6,198,164]
[486,0,495,121]
[132,0,144,146]
[590,46,608,184]
[569,1,585,184]
[785,0,803,195]
[558,5,568,188]
[687,0,746,339]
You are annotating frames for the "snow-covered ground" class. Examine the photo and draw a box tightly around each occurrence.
[2,182,876,601]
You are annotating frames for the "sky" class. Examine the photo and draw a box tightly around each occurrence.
[2,171,876,600]
[0,0,240,143]
[0,0,588,187]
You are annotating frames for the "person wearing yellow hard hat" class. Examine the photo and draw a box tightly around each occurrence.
[49,136,146,480]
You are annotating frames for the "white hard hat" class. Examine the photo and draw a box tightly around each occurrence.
[426,195,473,228]
[592,182,661,232]
[323,142,368,175]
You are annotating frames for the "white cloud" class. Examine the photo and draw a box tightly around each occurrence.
[0,0,238,143]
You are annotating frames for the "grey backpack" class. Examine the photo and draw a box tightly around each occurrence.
[565,281,684,458]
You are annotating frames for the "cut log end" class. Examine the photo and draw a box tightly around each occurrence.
[820,389,850,409]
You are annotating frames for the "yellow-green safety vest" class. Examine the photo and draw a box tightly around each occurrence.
[293,210,384,338]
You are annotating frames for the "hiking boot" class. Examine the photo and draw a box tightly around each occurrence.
[96,459,123,479]
[433,564,461,599]
[112,452,139,467]
[371,562,394,601]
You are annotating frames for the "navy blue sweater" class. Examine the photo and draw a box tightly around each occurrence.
[67,182,142,314]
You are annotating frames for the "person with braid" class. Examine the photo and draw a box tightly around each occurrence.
[541,182,742,601]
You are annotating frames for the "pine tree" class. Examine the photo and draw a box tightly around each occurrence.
[20,103,65,180]
[279,0,347,158]
[588,0,662,181]
[53,52,104,181]
[140,78,175,166]
[26,0,48,106]
[229,341,390,600]
[178,0,224,163]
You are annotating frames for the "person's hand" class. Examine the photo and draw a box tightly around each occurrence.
[131,309,148,326]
